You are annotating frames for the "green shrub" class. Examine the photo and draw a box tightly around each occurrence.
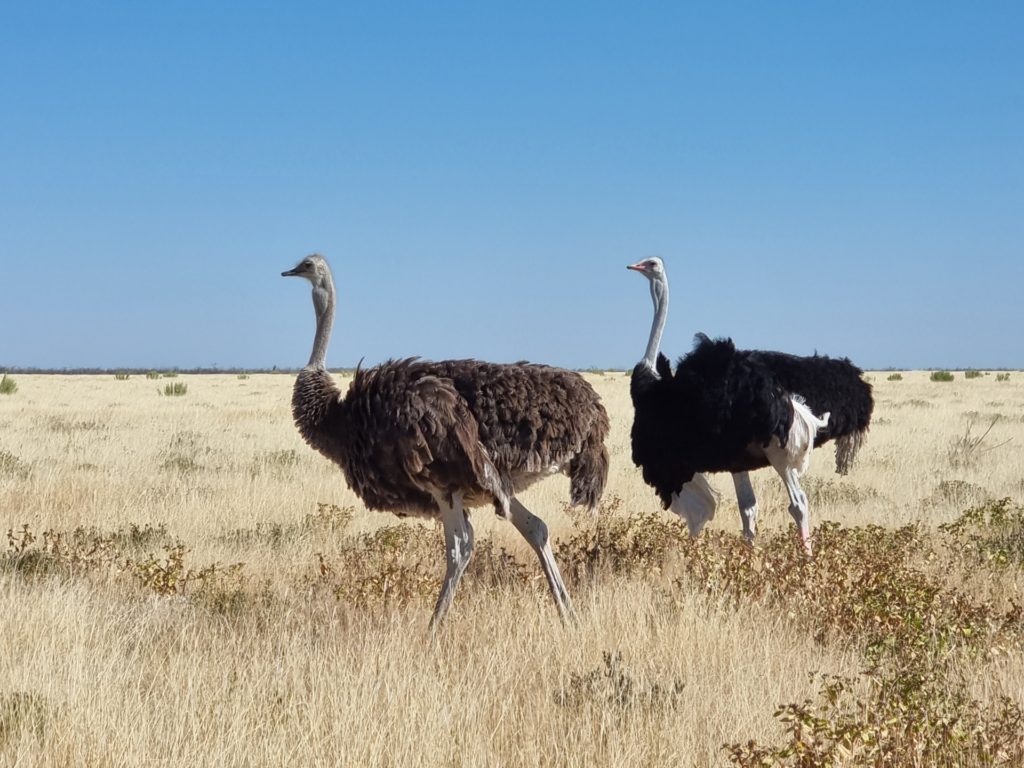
[0,374,16,395]
[939,497,1024,568]
[114,372,130,380]
[996,373,1010,382]
[145,371,160,380]
[886,372,903,381]
[728,662,1024,767]
[161,371,179,378]
[965,369,983,379]
[237,373,250,380]
[163,382,188,397]
[930,370,954,382]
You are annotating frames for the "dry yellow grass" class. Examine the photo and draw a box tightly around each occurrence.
[1,370,1022,765]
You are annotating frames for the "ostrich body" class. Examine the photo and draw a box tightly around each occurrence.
[284,254,609,628]
[627,257,870,553]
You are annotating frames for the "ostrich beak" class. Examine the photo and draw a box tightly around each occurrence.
[626,262,646,273]
[281,267,300,277]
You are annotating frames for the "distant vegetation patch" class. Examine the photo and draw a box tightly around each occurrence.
[886,372,903,381]
[0,451,31,480]
[0,374,16,395]
[964,369,984,379]
[114,372,130,381]
[163,382,188,397]
[930,370,955,382]
[996,373,1011,382]
[145,371,161,380]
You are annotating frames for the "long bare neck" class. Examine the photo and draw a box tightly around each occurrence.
[308,274,336,368]
[642,278,668,370]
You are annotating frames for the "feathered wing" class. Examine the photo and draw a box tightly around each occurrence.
[745,349,873,473]
[292,362,509,516]
[428,359,610,510]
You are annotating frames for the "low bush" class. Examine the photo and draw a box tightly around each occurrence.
[163,382,188,396]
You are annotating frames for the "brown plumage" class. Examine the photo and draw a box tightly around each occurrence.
[283,254,609,629]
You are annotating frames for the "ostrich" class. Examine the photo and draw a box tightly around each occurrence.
[627,257,871,553]
[283,254,609,629]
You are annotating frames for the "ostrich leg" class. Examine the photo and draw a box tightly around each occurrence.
[429,492,474,631]
[508,498,575,622]
[732,472,759,545]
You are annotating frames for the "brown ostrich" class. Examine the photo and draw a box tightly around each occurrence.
[283,254,609,629]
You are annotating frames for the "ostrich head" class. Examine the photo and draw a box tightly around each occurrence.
[626,256,666,282]
[283,253,335,314]
[282,253,331,286]
[627,256,668,308]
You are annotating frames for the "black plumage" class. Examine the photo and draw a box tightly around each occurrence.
[626,256,871,552]
[630,336,796,507]
[744,349,873,474]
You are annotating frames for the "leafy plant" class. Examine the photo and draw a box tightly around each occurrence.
[555,497,690,582]
[940,497,1024,568]
[728,662,1024,767]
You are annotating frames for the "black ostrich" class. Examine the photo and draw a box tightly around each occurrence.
[627,257,872,553]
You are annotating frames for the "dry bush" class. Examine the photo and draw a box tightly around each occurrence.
[0,451,30,480]
[948,416,1012,468]
[556,650,685,715]
[555,496,689,582]
[940,497,1024,568]
[729,662,1024,767]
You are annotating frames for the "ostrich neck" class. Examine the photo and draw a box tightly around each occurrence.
[642,280,668,370]
[308,279,335,368]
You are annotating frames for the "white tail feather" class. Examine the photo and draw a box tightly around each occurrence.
[785,398,830,475]
[670,473,719,537]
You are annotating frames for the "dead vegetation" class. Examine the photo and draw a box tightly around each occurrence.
[1,371,1023,766]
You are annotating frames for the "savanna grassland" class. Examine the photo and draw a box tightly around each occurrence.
[1,370,1023,767]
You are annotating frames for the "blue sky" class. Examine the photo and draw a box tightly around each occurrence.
[1,2,1021,370]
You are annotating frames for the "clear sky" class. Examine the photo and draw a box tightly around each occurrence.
[1,2,1021,370]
